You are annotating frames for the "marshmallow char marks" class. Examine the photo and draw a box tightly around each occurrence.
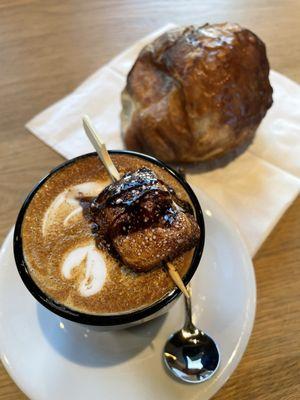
[90,167,200,272]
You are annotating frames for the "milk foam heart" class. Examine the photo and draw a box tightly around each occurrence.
[62,243,107,297]
[42,181,109,236]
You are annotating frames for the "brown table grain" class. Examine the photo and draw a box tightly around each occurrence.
[0,1,299,399]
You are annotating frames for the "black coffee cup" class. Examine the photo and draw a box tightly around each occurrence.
[14,150,205,328]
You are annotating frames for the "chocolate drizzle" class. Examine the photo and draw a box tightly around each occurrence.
[90,168,190,236]
[81,167,200,271]
[94,167,169,209]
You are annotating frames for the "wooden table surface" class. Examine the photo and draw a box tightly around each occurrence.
[0,1,299,399]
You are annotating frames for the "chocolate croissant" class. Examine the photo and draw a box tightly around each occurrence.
[121,23,273,164]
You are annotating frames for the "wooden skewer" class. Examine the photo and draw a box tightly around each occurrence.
[83,115,120,182]
[166,263,190,298]
[82,115,190,299]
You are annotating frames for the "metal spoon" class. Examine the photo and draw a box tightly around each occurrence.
[163,287,220,383]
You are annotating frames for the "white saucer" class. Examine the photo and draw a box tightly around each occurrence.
[0,188,256,400]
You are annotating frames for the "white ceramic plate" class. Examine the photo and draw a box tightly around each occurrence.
[0,188,256,400]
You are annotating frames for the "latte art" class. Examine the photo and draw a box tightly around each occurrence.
[62,243,107,297]
[42,181,109,297]
[42,181,109,236]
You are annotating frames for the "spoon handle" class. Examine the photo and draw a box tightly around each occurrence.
[183,286,195,331]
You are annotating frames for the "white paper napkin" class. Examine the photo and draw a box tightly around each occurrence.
[26,24,300,256]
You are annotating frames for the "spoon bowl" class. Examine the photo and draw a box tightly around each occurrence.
[163,292,220,383]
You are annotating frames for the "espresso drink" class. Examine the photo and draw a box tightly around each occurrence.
[22,154,196,315]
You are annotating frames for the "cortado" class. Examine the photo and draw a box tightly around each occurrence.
[21,153,200,315]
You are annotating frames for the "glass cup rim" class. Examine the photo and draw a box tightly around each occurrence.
[13,150,205,326]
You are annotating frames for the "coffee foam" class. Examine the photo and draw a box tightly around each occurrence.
[43,181,109,297]
[62,243,107,297]
[22,155,195,315]
[42,181,109,236]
